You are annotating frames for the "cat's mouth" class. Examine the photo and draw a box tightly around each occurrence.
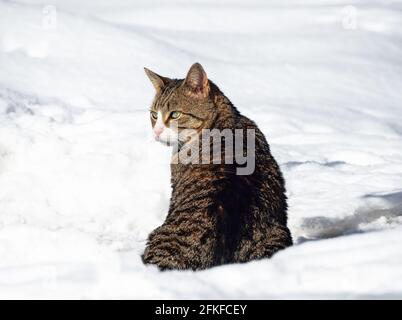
[154,133,182,147]
[154,129,198,146]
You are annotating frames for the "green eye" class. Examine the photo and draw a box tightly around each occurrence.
[170,111,182,119]
[150,111,158,120]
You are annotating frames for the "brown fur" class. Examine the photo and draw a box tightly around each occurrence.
[142,63,292,270]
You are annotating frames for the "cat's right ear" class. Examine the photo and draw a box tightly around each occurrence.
[183,63,209,98]
[144,68,170,93]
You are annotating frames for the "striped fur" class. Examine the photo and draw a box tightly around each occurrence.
[142,63,292,270]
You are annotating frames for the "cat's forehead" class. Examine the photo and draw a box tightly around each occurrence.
[152,80,185,110]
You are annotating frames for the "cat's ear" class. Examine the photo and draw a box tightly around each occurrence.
[144,67,170,93]
[183,63,209,97]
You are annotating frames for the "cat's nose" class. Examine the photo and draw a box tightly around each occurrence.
[153,126,164,138]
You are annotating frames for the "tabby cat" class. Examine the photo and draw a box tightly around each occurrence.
[142,63,292,270]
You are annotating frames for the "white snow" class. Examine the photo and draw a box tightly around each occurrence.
[1,0,402,299]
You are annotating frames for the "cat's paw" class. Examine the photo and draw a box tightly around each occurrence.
[142,249,187,270]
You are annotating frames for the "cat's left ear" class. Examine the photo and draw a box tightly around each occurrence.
[144,67,171,93]
[183,63,210,97]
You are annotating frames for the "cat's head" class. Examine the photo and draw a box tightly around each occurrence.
[144,63,216,146]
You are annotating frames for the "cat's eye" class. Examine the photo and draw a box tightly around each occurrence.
[150,111,158,120]
[170,111,182,120]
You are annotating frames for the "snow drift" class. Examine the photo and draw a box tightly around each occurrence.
[0,0,402,298]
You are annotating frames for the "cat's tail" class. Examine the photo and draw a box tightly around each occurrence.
[235,223,292,262]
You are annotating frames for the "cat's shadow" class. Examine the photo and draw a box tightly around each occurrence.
[294,190,402,244]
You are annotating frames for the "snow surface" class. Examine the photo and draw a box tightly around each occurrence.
[1,0,402,299]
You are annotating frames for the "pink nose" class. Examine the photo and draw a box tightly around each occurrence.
[154,126,164,137]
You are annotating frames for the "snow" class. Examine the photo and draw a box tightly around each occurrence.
[1,0,402,299]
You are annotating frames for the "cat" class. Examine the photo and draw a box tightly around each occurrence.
[142,63,292,270]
